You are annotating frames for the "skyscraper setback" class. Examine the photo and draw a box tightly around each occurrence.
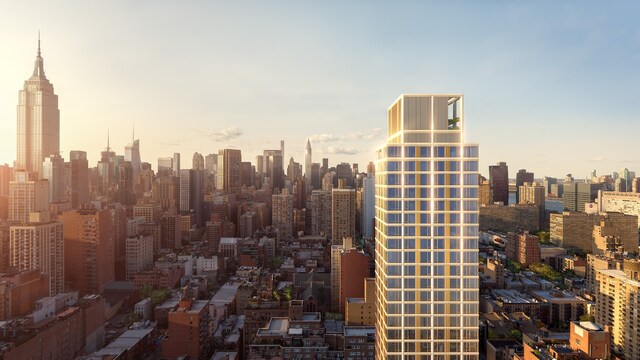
[16,36,60,178]
[374,95,479,359]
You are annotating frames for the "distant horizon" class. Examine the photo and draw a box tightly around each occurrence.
[2,2,639,178]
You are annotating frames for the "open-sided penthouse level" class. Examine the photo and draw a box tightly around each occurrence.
[374,95,480,360]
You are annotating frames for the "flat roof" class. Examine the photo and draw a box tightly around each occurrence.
[210,283,240,305]
[211,351,239,360]
[577,321,602,331]
[301,313,321,321]
[346,297,365,303]
[257,317,289,336]
[493,289,538,304]
[532,291,584,303]
[344,326,375,336]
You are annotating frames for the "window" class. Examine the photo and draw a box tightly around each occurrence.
[463,146,478,157]
[388,146,401,157]
[405,147,416,157]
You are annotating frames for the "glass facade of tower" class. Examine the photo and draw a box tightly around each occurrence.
[374,95,479,360]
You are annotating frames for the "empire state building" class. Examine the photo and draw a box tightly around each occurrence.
[16,36,60,178]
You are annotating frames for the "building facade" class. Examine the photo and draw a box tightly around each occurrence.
[374,94,479,359]
[16,38,60,178]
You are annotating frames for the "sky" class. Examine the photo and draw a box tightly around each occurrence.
[1,1,640,179]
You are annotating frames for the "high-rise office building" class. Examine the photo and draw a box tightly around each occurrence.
[542,177,557,197]
[205,154,217,176]
[515,169,534,204]
[69,150,88,208]
[361,174,375,238]
[157,157,173,174]
[16,37,60,178]
[125,138,142,181]
[8,171,49,223]
[332,188,356,245]
[263,149,284,190]
[563,182,601,212]
[192,152,205,170]
[179,169,194,213]
[118,161,134,206]
[489,162,508,205]
[217,149,242,193]
[305,138,312,181]
[42,154,66,203]
[336,163,354,189]
[9,212,64,296]
[173,152,181,177]
[375,95,479,359]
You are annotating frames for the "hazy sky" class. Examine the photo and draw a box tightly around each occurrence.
[1,1,639,178]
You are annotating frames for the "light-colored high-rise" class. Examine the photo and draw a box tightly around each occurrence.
[126,234,154,280]
[8,170,49,223]
[125,138,142,181]
[9,212,64,296]
[305,138,312,181]
[16,37,60,178]
[595,266,640,359]
[42,154,66,203]
[375,95,479,359]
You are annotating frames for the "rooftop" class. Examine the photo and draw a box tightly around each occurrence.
[220,237,240,245]
[344,326,375,337]
[257,317,289,336]
[493,289,539,304]
[575,321,603,331]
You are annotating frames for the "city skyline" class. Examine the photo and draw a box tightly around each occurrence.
[1,2,640,177]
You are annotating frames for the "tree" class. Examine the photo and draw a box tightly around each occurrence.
[508,259,524,273]
[510,329,523,342]
[537,231,551,245]
[579,314,595,322]
[283,285,294,301]
[529,263,563,282]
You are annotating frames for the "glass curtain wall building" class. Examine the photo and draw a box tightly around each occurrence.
[374,94,479,360]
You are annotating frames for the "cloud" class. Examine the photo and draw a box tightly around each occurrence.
[209,127,243,142]
[309,133,340,143]
[589,156,606,162]
[325,146,359,155]
[310,128,383,143]
[347,128,384,140]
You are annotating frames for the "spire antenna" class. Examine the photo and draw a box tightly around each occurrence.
[38,31,41,57]
[107,128,110,151]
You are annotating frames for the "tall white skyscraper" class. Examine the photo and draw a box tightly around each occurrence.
[375,95,479,359]
[16,36,60,178]
[305,138,313,193]
[125,138,142,181]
